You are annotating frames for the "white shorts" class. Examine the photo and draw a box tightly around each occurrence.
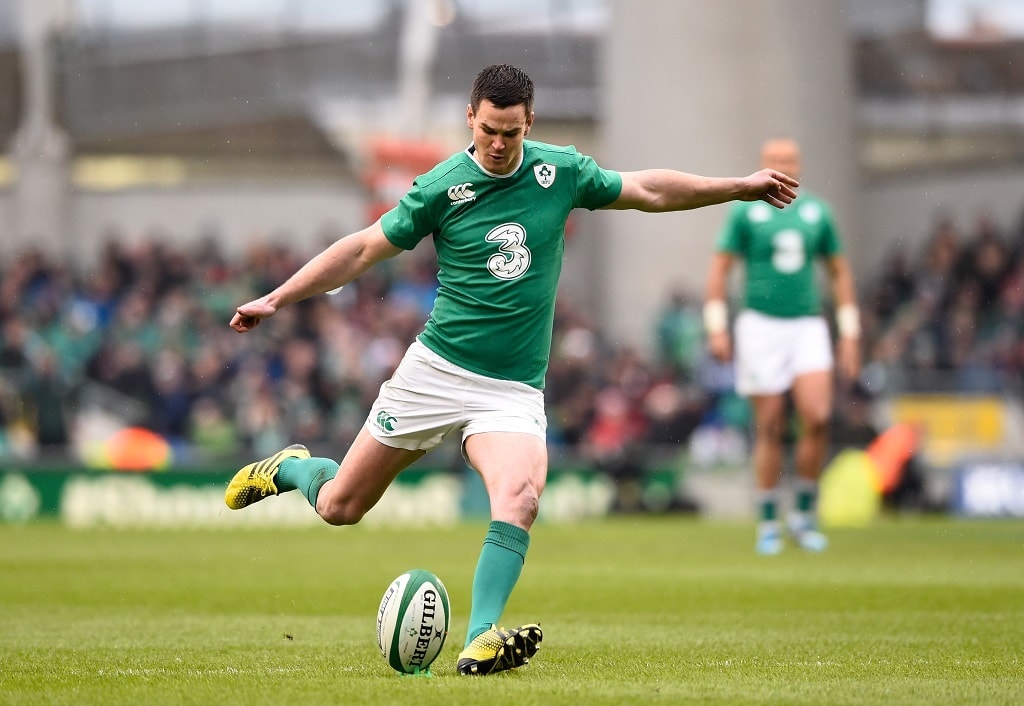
[734,310,833,396]
[366,339,547,453]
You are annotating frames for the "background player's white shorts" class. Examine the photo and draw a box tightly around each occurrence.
[366,339,547,455]
[734,310,833,396]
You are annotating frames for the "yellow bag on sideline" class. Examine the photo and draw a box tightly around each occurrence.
[818,449,881,528]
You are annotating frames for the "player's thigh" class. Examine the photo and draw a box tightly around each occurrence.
[464,431,548,500]
[791,370,833,427]
[749,393,788,437]
[459,369,547,493]
[325,426,426,510]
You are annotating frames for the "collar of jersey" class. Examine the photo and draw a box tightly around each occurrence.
[465,143,524,179]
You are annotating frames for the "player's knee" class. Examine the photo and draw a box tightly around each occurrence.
[521,492,540,525]
[491,480,540,527]
[801,407,831,436]
[754,417,786,441]
[511,481,541,525]
[316,495,366,526]
[805,414,830,437]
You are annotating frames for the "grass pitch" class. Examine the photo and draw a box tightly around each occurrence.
[0,516,1020,705]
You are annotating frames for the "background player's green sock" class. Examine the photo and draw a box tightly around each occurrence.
[757,489,779,523]
[793,477,819,529]
[464,520,530,647]
[794,477,817,514]
[276,457,339,508]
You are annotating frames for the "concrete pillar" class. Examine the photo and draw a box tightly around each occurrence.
[397,0,453,138]
[596,0,860,352]
[8,0,72,257]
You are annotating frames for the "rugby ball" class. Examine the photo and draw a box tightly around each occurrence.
[376,569,450,674]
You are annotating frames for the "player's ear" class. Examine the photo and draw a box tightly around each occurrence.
[524,111,534,135]
[466,104,474,129]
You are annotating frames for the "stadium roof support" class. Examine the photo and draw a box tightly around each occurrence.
[8,0,72,254]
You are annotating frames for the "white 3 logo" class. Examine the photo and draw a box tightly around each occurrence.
[485,223,531,280]
[771,229,806,274]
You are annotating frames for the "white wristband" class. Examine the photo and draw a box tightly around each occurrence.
[836,304,861,339]
[703,300,729,334]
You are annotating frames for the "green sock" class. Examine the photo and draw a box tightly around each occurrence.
[464,521,531,648]
[795,478,817,514]
[276,456,339,508]
[757,489,779,522]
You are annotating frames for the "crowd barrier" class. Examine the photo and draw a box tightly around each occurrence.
[0,465,681,527]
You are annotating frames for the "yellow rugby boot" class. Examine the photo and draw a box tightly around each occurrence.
[456,624,542,676]
[224,444,309,510]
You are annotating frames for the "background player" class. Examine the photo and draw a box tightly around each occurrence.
[704,137,860,555]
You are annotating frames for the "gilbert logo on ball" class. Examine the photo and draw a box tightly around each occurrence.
[376,569,450,674]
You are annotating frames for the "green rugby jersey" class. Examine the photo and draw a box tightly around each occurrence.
[381,140,622,389]
[715,193,842,318]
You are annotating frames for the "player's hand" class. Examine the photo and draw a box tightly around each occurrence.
[230,297,278,332]
[707,330,732,362]
[743,168,799,209]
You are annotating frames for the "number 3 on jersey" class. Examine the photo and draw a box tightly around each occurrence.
[485,223,532,280]
[771,229,806,274]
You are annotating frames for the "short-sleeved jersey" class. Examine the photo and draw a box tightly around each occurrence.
[715,193,842,318]
[381,140,622,389]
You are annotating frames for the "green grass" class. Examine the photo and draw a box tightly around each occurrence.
[0,516,1021,705]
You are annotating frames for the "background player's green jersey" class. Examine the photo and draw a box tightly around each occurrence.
[715,193,842,318]
[381,140,622,389]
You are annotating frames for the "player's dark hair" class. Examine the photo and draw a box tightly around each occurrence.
[470,64,534,114]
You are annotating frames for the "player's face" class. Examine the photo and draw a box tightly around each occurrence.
[760,138,802,180]
[466,99,534,175]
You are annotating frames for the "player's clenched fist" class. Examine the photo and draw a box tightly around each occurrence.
[230,298,277,332]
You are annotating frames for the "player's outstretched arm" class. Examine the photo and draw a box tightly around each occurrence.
[230,220,403,332]
[605,168,798,213]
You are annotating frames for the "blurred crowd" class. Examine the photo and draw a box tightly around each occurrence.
[863,210,1024,391]
[1,206,1023,472]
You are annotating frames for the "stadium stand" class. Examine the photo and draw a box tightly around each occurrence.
[2,201,1024,511]
[4,1,1024,516]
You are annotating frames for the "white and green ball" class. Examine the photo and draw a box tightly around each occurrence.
[376,569,450,674]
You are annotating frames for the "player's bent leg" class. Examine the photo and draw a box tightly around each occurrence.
[457,624,543,676]
[224,444,310,509]
[315,428,426,525]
